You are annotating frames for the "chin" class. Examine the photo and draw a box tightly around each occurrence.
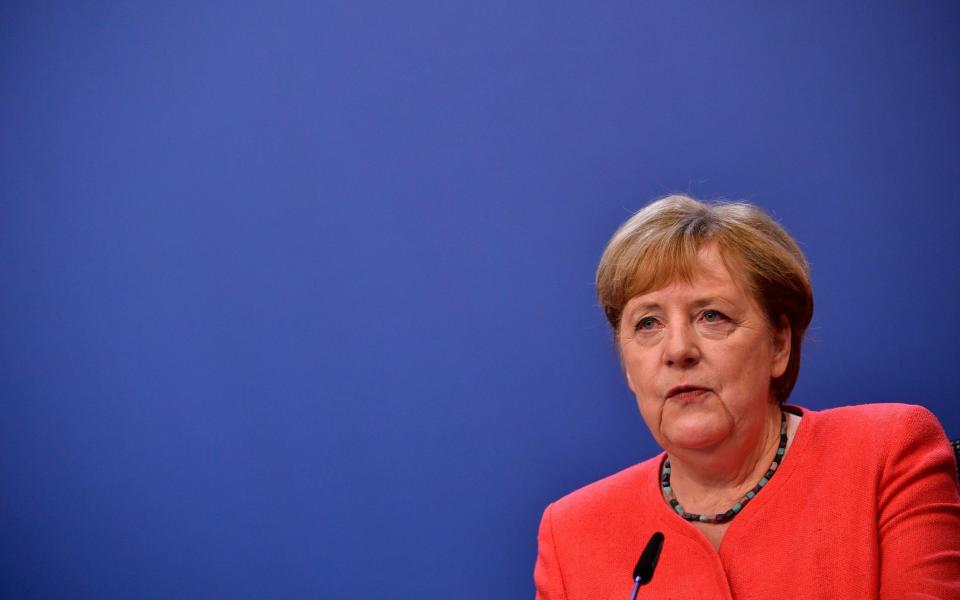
[662,416,732,449]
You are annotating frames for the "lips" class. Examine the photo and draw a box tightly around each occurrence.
[666,385,711,400]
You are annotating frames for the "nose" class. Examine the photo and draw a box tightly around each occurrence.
[663,321,701,368]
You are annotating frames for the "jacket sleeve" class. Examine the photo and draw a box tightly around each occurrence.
[878,405,960,600]
[534,503,568,600]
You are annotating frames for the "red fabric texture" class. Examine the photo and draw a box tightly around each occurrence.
[534,403,960,599]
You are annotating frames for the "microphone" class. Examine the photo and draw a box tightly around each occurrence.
[628,531,664,600]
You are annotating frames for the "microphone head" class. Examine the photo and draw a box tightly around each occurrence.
[632,531,664,585]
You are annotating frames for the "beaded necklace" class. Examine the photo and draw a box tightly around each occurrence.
[660,411,787,524]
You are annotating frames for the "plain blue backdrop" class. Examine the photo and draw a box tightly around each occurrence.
[2,2,959,598]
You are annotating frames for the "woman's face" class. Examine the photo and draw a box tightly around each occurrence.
[617,243,790,454]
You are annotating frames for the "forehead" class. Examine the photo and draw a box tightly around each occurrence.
[624,244,756,309]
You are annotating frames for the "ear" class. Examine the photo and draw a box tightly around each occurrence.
[770,315,791,379]
[625,368,636,393]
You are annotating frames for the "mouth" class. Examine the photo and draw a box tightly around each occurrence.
[666,385,711,401]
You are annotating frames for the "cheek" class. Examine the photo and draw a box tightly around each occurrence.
[623,361,662,414]
[634,397,661,424]
[723,341,775,394]
[621,350,652,390]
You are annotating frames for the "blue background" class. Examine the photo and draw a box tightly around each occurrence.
[2,2,958,598]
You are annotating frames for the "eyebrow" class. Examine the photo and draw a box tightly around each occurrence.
[690,297,733,309]
[627,296,733,314]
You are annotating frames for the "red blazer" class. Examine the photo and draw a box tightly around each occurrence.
[534,404,960,599]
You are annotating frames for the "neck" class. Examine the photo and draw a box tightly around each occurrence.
[666,404,783,505]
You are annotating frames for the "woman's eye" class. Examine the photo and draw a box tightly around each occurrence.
[702,310,725,323]
[636,317,658,331]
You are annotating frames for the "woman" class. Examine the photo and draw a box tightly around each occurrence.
[534,195,960,599]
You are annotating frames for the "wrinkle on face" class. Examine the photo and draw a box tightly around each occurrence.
[617,243,790,456]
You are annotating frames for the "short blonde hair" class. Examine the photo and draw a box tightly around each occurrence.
[596,195,813,403]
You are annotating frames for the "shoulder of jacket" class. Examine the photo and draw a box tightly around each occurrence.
[815,402,936,429]
[548,456,660,522]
